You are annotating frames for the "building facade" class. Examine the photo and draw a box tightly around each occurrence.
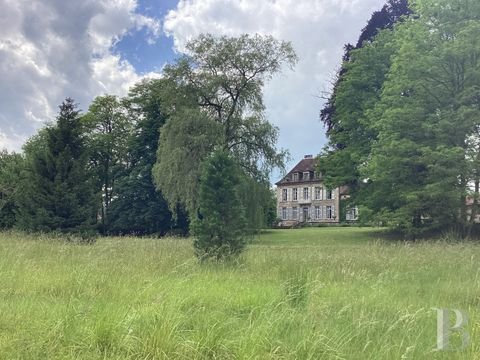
[275,155,343,226]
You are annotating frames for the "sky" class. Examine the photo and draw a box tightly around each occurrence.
[0,0,386,176]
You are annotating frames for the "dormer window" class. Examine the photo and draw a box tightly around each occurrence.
[293,173,298,182]
[303,172,309,181]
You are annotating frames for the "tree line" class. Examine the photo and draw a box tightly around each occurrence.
[320,0,480,237]
[0,34,296,256]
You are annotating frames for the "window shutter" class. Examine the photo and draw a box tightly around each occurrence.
[332,205,335,219]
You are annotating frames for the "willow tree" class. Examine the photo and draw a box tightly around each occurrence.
[153,34,297,217]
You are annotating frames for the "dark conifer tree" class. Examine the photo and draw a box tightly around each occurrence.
[16,98,97,234]
[193,150,246,260]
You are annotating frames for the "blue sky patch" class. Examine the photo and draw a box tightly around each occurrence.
[113,0,179,74]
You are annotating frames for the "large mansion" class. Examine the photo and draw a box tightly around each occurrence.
[275,155,357,226]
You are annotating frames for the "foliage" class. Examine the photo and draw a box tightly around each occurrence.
[82,95,132,232]
[154,108,222,216]
[365,0,480,236]
[319,29,397,191]
[107,80,188,235]
[15,98,97,234]
[320,0,480,236]
[192,151,247,260]
[0,150,23,228]
[237,176,277,232]
[319,0,412,233]
[320,0,411,132]
[154,34,297,216]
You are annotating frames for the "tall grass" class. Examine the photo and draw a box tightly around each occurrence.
[0,228,478,359]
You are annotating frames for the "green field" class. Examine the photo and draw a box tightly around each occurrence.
[0,228,478,359]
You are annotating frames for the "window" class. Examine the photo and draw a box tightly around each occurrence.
[303,172,309,180]
[315,187,322,200]
[346,207,359,221]
[282,189,288,201]
[326,189,333,200]
[293,173,298,182]
[293,188,298,201]
[282,207,287,220]
[315,206,321,219]
[292,207,298,220]
[303,187,309,200]
[326,205,332,219]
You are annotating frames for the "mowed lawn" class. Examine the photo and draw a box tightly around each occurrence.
[0,228,479,359]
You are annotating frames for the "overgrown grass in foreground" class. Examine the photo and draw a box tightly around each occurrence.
[0,228,479,359]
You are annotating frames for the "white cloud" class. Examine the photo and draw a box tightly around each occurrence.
[0,0,161,151]
[164,0,386,170]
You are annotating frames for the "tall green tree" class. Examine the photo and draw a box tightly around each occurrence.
[319,29,397,192]
[320,0,480,236]
[83,95,132,231]
[364,0,480,235]
[193,150,246,260]
[319,0,411,197]
[16,98,97,233]
[153,34,297,217]
[0,150,23,229]
[108,80,188,235]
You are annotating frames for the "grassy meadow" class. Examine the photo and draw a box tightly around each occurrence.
[0,227,479,359]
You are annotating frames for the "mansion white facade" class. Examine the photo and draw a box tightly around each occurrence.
[276,155,357,226]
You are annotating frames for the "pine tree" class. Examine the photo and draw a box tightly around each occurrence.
[193,151,246,260]
[16,98,97,237]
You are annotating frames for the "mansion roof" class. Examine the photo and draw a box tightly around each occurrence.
[275,155,319,186]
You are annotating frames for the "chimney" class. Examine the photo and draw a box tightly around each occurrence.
[304,154,313,159]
